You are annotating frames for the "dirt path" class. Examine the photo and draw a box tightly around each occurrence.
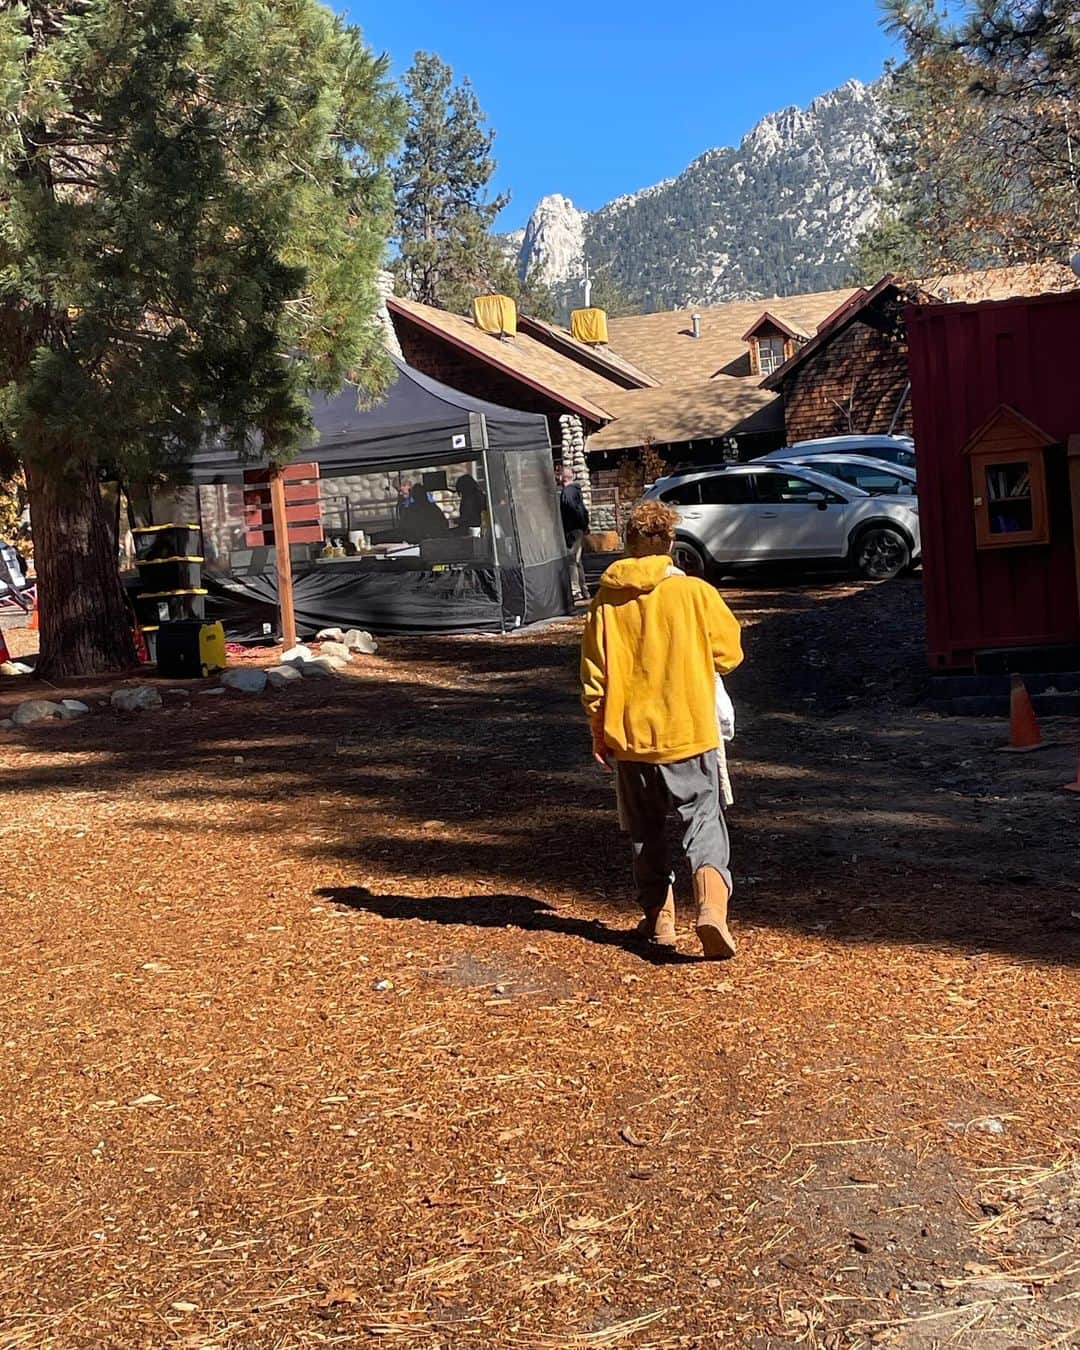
[0,578,1076,1347]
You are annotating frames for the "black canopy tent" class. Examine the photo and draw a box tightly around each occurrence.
[157,359,574,638]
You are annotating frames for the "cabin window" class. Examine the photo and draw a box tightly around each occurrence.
[756,337,786,376]
[970,448,1049,548]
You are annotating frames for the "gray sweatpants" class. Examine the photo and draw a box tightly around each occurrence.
[615,751,732,909]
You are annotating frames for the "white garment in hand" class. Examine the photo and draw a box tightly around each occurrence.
[715,675,735,742]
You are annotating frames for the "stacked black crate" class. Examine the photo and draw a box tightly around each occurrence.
[131,524,207,661]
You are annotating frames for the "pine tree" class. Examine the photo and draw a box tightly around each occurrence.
[0,0,401,677]
[585,268,637,319]
[858,3,1080,275]
[393,52,512,314]
[513,263,558,323]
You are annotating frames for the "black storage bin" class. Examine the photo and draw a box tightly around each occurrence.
[155,620,225,679]
[134,593,168,626]
[137,556,203,591]
[133,524,201,561]
[136,589,207,622]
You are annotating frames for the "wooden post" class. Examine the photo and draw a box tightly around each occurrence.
[269,466,297,651]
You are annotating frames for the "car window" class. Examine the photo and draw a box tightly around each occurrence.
[815,462,913,496]
[660,481,701,505]
[753,472,845,505]
[697,474,755,505]
[862,446,916,468]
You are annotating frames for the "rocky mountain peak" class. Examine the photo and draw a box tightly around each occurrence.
[508,79,887,313]
[518,193,586,288]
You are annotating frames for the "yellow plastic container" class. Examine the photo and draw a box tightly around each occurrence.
[198,620,227,674]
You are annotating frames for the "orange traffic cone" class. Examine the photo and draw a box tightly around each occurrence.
[27,596,38,632]
[1062,752,1080,793]
[1000,673,1049,752]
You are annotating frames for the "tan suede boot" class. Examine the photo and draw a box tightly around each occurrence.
[694,867,736,959]
[635,887,677,948]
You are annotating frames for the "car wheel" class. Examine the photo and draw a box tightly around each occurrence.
[672,538,707,578]
[852,525,911,581]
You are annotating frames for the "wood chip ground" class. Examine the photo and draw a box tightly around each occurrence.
[0,576,1076,1347]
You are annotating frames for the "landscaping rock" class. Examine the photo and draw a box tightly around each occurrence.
[199,686,226,696]
[1,660,33,677]
[111,685,163,713]
[344,629,378,655]
[281,644,315,668]
[319,640,352,662]
[59,699,91,720]
[316,627,346,643]
[266,664,303,689]
[220,668,268,695]
[300,658,341,678]
[0,719,13,730]
[12,699,64,727]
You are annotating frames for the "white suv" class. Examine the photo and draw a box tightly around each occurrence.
[645,463,921,581]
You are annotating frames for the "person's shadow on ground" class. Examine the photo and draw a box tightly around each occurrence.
[317,886,701,966]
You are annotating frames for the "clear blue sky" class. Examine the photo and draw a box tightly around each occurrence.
[350,0,899,231]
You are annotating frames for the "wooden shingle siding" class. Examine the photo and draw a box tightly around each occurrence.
[777,318,913,444]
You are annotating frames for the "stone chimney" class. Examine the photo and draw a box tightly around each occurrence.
[375,268,403,359]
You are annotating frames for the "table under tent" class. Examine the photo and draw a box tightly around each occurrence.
[141,359,573,639]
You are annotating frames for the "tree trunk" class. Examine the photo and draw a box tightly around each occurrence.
[26,459,138,679]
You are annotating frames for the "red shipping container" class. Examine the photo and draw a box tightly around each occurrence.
[907,289,1080,670]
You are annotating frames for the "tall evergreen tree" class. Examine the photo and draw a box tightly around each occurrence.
[0,0,401,677]
[586,267,637,319]
[855,2,1080,277]
[393,52,512,313]
[512,263,558,324]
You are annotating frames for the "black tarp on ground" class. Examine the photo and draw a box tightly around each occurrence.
[199,559,573,641]
[163,359,574,636]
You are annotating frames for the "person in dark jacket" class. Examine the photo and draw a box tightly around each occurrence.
[400,482,449,544]
[559,466,590,602]
[453,474,486,532]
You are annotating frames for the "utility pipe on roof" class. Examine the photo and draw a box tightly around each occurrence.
[691,313,702,339]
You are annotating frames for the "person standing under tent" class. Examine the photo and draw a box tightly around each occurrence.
[580,500,743,959]
[453,474,487,532]
[559,465,590,603]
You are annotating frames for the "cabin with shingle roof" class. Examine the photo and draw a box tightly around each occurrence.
[385,266,1080,498]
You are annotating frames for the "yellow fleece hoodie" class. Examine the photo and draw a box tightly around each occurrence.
[580,554,743,764]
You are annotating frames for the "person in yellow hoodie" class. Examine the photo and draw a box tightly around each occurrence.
[580,500,743,958]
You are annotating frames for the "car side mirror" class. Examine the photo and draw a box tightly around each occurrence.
[806,491,828,510]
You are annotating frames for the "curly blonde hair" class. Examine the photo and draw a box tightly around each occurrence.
[626,499,679,554]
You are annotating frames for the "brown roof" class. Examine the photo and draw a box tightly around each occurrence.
[586,378,781,453]
[605,287,858,385]
[921,263,1079,302]
[516,315,659,389]
[760,265,1080,391]
[603,266,1079,392]
[740,310,813,343]
[387,296,625,422]
[759,276,925,390]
